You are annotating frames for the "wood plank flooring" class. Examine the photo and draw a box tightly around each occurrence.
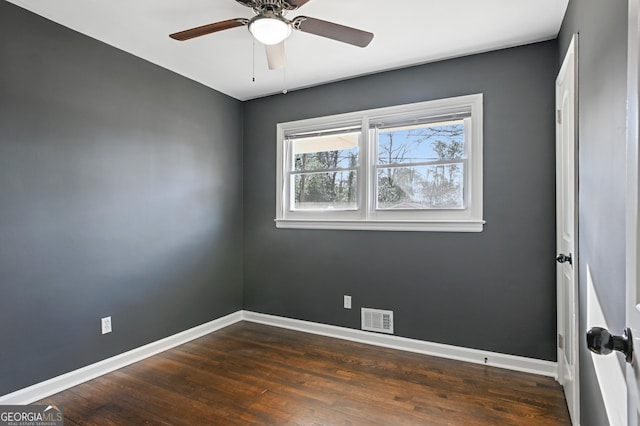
[37,322,571,425]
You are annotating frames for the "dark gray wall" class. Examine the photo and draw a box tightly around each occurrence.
[243,41,558,360]
[559,0,628,425]
[0,2,243,395]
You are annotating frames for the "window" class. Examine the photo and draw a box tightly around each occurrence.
[290,126,360,212]
[276,94,484,231]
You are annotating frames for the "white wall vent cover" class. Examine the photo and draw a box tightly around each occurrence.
[361,308,394,334]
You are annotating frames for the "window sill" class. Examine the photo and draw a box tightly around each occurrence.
[274,219,485,232]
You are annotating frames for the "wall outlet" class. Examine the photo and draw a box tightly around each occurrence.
[101,316,112,334]
[344,295,352,309]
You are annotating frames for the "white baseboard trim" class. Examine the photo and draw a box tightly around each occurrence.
[241,311,558,379]
[1,309,558,404]
[0,311,242,405]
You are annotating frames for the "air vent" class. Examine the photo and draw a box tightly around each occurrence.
[361,308,394,334]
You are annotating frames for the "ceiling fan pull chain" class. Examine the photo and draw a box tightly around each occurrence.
[252,39,256,82]
[282,65,288,94]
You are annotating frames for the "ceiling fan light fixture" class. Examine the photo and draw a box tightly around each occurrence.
[248,15,291,45]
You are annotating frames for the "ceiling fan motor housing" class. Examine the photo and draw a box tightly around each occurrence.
[248,0,297,15]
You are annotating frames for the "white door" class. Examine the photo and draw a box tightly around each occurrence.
[587,5,640,423]
[556,34,579,425]
[627,0,640,423]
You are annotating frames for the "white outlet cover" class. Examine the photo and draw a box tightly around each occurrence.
[344,295,352,309]
[101,316,112,334]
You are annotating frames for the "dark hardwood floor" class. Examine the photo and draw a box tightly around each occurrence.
[37,322,570,425]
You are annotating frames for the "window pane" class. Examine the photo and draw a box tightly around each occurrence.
[377,164,464,209]
[377,121,465,165]
[292,171,357,210]
[292,132,359,171]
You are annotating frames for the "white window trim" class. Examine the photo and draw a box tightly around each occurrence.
[275,94,485,232]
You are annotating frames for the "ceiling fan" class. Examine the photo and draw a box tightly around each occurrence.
[169,0,374,70]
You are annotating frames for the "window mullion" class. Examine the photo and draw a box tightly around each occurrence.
[463,117,472,210]
[291,166,359,175]
[361,117,372,221]
[369,124,379,217]
[285,137,294,213]
[377,159,466,169]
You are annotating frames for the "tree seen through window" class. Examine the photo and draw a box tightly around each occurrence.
[377,122,465,209]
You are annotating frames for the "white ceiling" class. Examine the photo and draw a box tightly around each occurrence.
[7,0,569,101]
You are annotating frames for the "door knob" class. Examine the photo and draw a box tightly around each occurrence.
[586,326,633,363]
[556,253,572,265]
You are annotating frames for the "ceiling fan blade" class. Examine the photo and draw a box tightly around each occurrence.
[170,18,248,41]
[235,0,255,6]
[292,16,373,47]
[265,42,286,70]
[286,0,311,9]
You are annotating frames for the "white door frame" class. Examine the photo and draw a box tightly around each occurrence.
[556,34,580,425]
[627,0,640,423]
